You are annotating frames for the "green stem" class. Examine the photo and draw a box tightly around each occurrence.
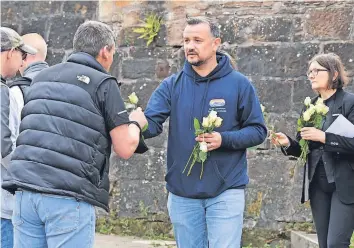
[187,153,197,176]
[200,161,204,180]
[183,145,197,174]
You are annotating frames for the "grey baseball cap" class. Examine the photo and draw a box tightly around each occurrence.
[1,27,37,54]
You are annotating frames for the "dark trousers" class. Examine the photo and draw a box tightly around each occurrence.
[309,164,354,248]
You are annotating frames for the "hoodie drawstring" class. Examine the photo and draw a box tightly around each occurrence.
[200,78,211,119]
[189,77,211,131]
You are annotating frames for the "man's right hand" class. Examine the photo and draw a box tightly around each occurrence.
[129,107,147,129]
[270,131,290,147]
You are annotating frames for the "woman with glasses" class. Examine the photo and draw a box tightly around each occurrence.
[271,53,354,248]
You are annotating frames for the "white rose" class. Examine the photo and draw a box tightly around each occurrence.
[128,92,139,105]
[303,110,311,121]
[202,117,210,128]
[304,97,311,106]
[260,104,265,113]
[308,104,316,115]
[199,142,208,153]
[314,103,323,113]
[208,110,218,123]
[320,105,329,115]
[316,98,324,105]
[214,117,223,128]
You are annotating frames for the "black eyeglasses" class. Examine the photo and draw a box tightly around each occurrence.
[15,48,27,60]
[307,68,328,77]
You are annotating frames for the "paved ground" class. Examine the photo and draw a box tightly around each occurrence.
[94,234,176,248]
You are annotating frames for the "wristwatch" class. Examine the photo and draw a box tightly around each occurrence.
[128,121,142,132]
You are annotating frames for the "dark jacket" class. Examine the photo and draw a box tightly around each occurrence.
[144,53,267,198]
[2,53,119,211]
[283,89,354,204]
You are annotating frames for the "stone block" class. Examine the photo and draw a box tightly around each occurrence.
[324,43,354,76]
[118,27,147,47]
[304,8,353,40]
[99,1,143,23]
[109,49,129,79]
[155,60,171,79]
[236,43,319,77]
[110,148,166,182]
[119,79,161,108]
[247,153,312,223]
[111,179,167,217]
[15,1,63,19]
[1,22,21,34]
[144,126,169,149]
[63,1,98,19]
[122,59,157,79]
[272,114,299,139]
[1,2,21,25]
[294,17,304,42]
[48,16,85,49]
[222,17,293,44]
[166,19,186,46]
[222,1,263,8]
[129,47,175,59]
[293,78,317,113]
[251,77,292,114]
[291,231,319,248]
[21,18,48,39]
[46,49,65,66]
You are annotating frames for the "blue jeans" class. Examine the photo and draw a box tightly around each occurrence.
[12,191,95,248]
[1,218,14,248]
[167,189,245,248]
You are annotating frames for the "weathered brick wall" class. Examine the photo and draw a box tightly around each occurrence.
[2,0,354,240]
[1,1,98,65]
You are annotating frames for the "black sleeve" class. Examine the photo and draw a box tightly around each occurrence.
[96,78,130,132]
[96,79,148,154]
[281,134,302,157]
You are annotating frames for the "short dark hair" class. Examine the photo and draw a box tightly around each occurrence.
[73,21,115,58]
[186,17,220,38]
[309,53,349,89]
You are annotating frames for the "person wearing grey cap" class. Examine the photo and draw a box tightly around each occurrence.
[1,26,36,248]
[1,27,37,80]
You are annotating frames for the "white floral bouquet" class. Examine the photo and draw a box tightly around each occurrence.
[182,110,223,179]
[297,97,329,165]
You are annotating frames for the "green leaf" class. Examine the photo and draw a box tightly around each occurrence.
[299,139,306,148]
[133,28,146,34]
[199,151,207,162]
[195,130,204,136]
[194,118,201,132]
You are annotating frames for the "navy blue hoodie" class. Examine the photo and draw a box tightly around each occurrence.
[144,53,267,198]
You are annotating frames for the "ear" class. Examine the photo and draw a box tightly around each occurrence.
[6,48,15,59]
[99,46,109,60]
[212,38,221,52]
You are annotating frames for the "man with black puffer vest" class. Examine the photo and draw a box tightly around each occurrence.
[3,21,148,248]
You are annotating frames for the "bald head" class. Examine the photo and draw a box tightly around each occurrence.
[19,33,47,75]
[22,33,47,60]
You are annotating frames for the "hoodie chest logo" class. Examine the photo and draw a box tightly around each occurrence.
[210,99,225,107]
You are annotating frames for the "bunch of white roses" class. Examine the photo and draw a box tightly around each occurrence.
[183,110,223,179]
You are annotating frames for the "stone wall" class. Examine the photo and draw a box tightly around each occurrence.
[1,1,98,66]
[2,0,354,243]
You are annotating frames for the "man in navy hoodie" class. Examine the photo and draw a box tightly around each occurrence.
[143,17,267,247]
